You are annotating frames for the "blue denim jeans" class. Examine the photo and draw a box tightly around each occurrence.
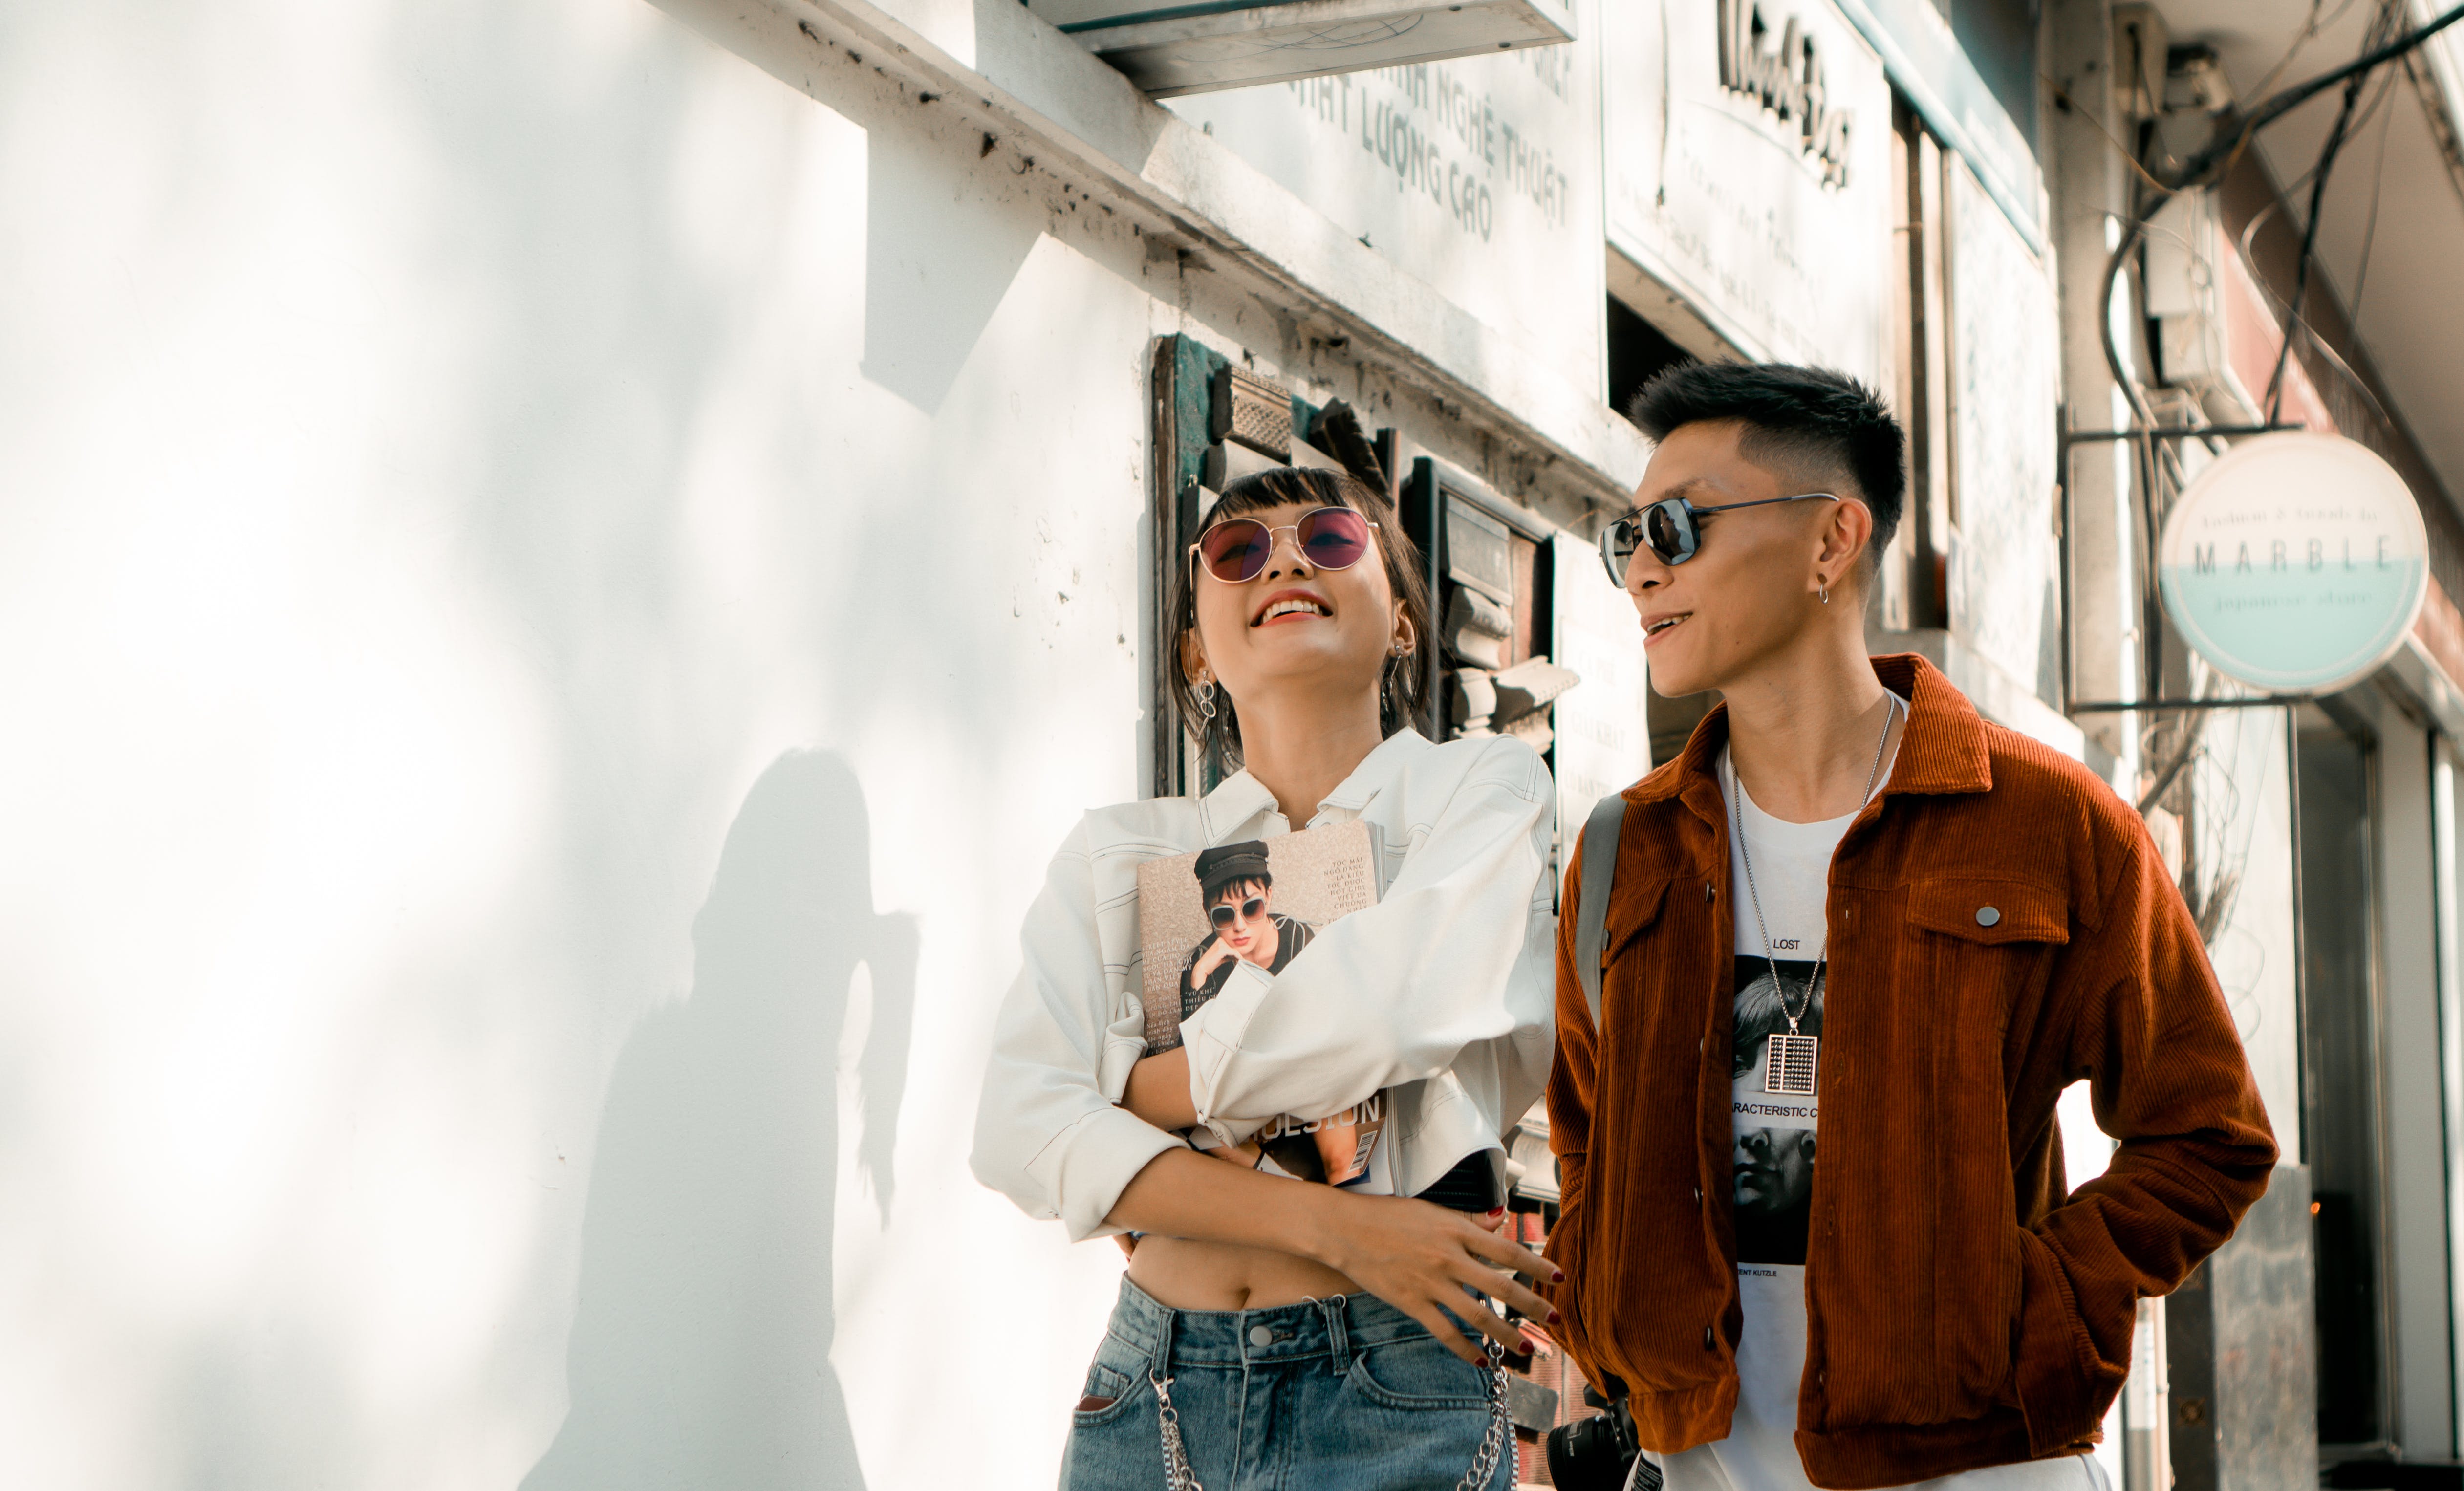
[1060,1277,1513,1491]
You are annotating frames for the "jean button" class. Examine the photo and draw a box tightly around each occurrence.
[1248,1325,1275,1349]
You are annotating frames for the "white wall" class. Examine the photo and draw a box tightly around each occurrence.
[0,1,1214,1484]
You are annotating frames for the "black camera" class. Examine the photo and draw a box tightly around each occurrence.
[1544,1384,1659,1491]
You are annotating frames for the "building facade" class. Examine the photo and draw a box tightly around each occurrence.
[6,0,2464,1487]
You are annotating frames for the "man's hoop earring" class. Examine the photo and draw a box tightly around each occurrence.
[1196,678,1217,721]
[1820,585,1831,605]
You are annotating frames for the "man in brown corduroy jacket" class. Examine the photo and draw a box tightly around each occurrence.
[1547,363,2277,1491]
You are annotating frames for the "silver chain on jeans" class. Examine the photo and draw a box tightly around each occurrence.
[1152,1369,1204,1491]
[1149,1324,1511,1491]
[1454,1336,1512,1491]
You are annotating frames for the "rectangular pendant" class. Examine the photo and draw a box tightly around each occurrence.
[1764,1033,1819,1096]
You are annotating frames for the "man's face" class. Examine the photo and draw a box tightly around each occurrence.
[1620,421,1850,698]
[1734,1126,1816,1215]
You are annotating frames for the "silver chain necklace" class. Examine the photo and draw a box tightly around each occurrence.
[1728,694,1900,1098]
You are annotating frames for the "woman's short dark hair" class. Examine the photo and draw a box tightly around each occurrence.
[1164,466,1435,771]
[1626,362,1906,555]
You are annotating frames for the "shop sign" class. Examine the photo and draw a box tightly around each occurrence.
[2157,432,2429,696]
[1038,0,1576,98]
[1604,0,1890,380]
[1165,0,1603,395]
[1717,0,1851,187]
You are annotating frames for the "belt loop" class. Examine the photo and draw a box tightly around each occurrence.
[1318,1294,1352,1373]
[1156,1303,1178,1379]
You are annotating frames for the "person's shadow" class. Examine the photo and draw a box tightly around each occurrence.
[523,750,916,1491]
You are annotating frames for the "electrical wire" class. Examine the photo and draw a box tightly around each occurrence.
[2221,63,2408,433]
[2344,50,2401,323]
[2262,0,2407,421]
[2269,55,2404,205]
[2245,0,2369,105]
[2171,0,2464,190]
[2230,59,2402,274]
[2086,3,2438,745]
[2082,3,2462,934]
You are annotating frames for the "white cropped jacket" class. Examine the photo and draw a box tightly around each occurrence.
[970,729,1557,1241]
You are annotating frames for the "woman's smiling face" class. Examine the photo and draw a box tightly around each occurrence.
[1188,500,1400,717]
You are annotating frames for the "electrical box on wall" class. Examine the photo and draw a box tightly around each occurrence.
[1033,0,1575,97]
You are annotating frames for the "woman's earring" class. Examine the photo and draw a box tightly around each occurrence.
[1819,585,1831,605]
[1196,678,1217,721]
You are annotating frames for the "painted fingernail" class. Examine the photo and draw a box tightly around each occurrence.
[1548,1309,1563,1323]
[1552,1269,1566,1283]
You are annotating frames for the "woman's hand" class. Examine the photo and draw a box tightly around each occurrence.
[1103,1152,1554,1362]
[1304,1190,1561,1364]
[1188,938,1238,987]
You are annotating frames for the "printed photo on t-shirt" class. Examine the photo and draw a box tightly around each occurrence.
[1733,956,1822,1266]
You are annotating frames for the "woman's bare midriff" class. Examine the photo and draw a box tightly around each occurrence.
[1126,1234,1361,1312]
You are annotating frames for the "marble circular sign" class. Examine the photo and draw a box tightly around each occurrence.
[2157,431,2427,695]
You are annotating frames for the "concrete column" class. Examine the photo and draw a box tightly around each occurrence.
[2046,0,2139,777]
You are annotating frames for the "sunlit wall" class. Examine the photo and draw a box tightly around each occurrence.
[0,1,1178,1484]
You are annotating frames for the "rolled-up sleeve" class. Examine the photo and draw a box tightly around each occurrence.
[1180,737,1555,1147]
[969,819,1186,1241]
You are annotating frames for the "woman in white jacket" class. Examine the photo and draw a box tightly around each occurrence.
[972,465,1560,1491]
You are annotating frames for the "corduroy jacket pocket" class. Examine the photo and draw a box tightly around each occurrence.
[1905,879,2070,946]
[1603,874,1675,963]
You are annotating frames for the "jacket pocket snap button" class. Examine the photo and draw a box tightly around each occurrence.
[1975,906,2001,927]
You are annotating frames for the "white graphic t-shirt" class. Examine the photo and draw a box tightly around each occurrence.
[1646,707,2102,1491]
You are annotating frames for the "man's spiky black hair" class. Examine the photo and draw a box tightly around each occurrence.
[1626,362,1906,555]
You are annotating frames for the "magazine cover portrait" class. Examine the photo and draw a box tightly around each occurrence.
[1135,821,1385,1188]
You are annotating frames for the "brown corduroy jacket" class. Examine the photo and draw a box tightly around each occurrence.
[1544,654,2277,1489]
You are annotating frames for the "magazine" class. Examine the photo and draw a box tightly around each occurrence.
[1137,820,1392,1190]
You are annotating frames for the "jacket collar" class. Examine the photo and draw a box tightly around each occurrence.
[1627,653,1993,825]
[1199,727,1432,842]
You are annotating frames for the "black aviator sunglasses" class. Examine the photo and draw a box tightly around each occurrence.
[1597,492,1840,586]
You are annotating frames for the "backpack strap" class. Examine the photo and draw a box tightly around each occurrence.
[1574,793,1628,1032]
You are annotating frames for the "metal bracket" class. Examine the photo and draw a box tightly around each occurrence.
[2058,423,2304,448]
[2055,417,2309,719]
[2068,696,2310,713]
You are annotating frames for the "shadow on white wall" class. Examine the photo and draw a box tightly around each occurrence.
[862,121,1043,414]
[521,749,916,1491]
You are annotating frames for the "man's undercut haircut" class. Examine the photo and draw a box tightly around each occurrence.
[1626,362,1906,555]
